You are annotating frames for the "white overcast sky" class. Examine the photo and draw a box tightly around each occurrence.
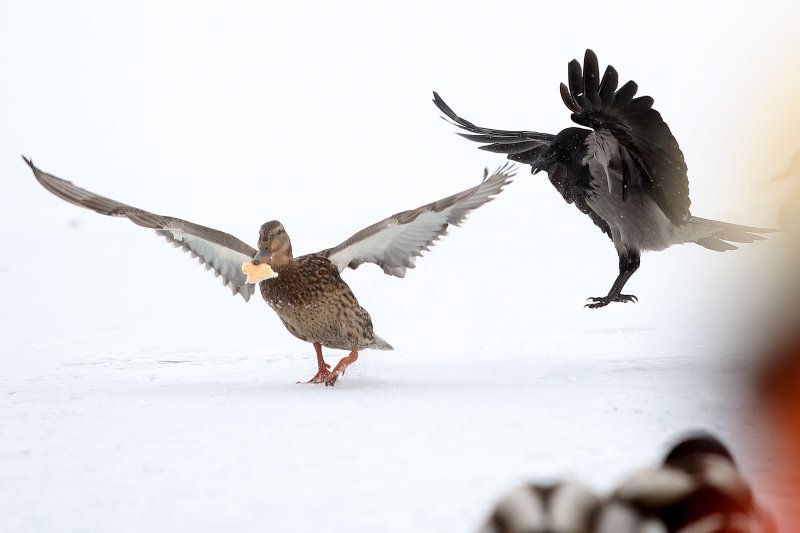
[1,0,798,253]
[1,5,799,530]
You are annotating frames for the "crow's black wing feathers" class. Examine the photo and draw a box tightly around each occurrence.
[547,163,612,239]
[433,92,611,239]
[432,92,555,165]
[563,50,691,224]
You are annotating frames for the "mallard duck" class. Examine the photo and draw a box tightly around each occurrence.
[433,49,774,308]
[24,158,515,385]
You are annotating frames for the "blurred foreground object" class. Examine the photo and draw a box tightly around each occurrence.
[758,158,800,524]
[480,433,773,533]
[759,334,800,530]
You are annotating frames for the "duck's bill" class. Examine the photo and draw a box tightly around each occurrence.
[242,262,278,284]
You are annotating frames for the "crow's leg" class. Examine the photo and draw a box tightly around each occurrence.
[302,342,333,384]
[586,249,640,308]
[324,350,359,387]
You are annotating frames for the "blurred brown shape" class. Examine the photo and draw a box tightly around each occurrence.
[760,335,800,448]
[756,152,800,528]
[759,328,800,530]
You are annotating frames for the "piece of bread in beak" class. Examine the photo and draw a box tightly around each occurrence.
[242,261,278,284]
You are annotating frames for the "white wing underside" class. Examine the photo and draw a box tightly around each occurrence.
[320,164,516,278]
[158,229,256,301]
[326,210,456,277]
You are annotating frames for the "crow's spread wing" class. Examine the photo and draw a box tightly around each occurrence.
[432,92,555,165]
[433,93,611,239]
[562,49,691,224]
[318,164,515,277]
[24,158,257,301]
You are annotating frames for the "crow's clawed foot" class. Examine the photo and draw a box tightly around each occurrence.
[585,294,638,309]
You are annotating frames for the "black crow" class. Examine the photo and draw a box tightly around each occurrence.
[434,50,774,308]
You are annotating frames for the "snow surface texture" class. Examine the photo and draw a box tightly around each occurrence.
[2,1,800,532]
[2,227,793,532]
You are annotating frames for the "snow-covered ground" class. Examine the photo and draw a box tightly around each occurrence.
[2,1,799,531]
[0,213,792,532]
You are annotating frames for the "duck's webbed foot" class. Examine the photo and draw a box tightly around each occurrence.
[300,342,333,384]
[585,294,638,309]
[324,350,359,387]
[305,365,332,384]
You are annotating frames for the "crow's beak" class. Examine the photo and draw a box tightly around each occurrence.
[531,152,558,174]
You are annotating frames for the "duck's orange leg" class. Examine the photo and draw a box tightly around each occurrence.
[324,350,358,387]
[303,342,332,384]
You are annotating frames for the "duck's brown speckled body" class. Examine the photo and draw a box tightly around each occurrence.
[260,254,388,351]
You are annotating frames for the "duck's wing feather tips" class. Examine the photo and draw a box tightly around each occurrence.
[319,163,516,277]
[23,157,257,302]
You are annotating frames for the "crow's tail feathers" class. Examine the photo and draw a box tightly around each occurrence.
[688,217,777,251]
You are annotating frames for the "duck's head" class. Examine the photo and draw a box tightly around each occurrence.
[254,220,294,267]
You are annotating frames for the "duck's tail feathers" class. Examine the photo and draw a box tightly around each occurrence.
[368,335,394,351]
[686,217,777,252]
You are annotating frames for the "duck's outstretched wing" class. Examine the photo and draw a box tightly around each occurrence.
[24,157,257,301]
[562,49,691,225]
[318,164,515,277]
[432,92,555,165]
